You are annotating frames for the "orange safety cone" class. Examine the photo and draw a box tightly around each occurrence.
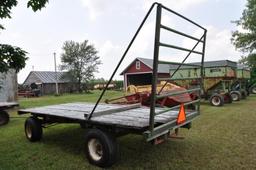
[177,103,186,124]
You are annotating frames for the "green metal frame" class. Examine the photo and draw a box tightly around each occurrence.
[87,3,207,141]
[146,4,206,140]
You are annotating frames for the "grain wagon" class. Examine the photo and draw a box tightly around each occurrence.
[231,65,251,99]
[162,60,239,106]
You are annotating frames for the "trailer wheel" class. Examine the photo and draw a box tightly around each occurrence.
[210,94,224,106]
[0,110,9,126]
[230,91,241,101]
[25,117,42,142]
[84,129,119,168]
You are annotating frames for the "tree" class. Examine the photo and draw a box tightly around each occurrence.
[60,40,101,93]
[0,45,27,73]
[231,0,256,72]
[0,0,48,73]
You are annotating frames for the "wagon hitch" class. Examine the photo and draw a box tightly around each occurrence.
[152,129,185,145]
[169,129,185,140]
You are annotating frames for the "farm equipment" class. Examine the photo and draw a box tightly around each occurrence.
[0,102,19,126]
[94,83,116,90]
[163,60,237,106]
[231,65,250,99]
[106,82,193,108]
[248,67,256,94]
[18,3,207,168]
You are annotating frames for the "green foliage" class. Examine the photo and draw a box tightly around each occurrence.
[232,0,256,53]
[0,0,48,75]
[0,0,48,30]
[114,80,124,90]
[0,44,28,73]
[0,0,17,19]
[232,0,256,80]
[60,40,101,92]
[27,0,48,12]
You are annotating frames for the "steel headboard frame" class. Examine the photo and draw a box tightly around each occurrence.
[87,2,159,120]
[87,3,207,137]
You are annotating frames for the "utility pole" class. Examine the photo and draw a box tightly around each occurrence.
[54,52,59,95]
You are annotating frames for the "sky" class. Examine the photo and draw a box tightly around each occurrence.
[0,0,247,83]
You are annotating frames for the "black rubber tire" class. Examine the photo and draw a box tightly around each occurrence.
[0,110,9,126]
[240,90,247,99]
[230,91,241,101]
[246,89,250,96]
[84,128,119,168]
[209,94,224,107]
[25,117,43,142]
[250,86,256,94]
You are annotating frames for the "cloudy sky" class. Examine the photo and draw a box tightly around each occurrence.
[1,0,246,83]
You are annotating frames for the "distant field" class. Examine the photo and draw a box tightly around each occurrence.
[0,91,256,170]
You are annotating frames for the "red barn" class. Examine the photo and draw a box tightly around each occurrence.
[120,57,171,90]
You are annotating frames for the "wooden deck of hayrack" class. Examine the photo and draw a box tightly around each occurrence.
[18,102,196,129]
[0,102,19,110]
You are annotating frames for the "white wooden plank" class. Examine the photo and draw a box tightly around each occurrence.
[0,102,18,108]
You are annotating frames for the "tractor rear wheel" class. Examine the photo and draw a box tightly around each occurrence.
[209,94,224,107]
[240,90,247,99]
[230,91,241,101]
[250,86,256,94]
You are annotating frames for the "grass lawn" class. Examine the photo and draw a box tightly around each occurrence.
[0,91,256,170]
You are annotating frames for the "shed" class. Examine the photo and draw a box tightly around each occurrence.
[0,70,18,102]
[120,57,173,89]
[23,71,75,95]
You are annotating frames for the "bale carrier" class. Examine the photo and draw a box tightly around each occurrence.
[18,3,207,168]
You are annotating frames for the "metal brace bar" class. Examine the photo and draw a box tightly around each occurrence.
[161,25,204,43]
[158,35,204,94]
[159,42,203,55]
[161,4,206,31]
[87,3,158,120]
[155,99,200,115]
[158,61,201,68]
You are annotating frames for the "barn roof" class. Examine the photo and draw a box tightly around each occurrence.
[121,57,237,74]
[23,71,70,85]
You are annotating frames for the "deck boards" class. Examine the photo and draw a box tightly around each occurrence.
[0,102,19,109]
[18,102,194,128]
